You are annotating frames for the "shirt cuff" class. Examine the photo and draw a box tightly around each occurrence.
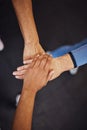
[68,52,77,68]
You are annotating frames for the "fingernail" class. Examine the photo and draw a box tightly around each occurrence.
[17,68,20,71]
[15,76,19,79]
[36,54,40,57]
[23,59,33,64]
[50,70,54,75]
[48,54,53,57]
[42,53,45,55]
[13,72,16,75]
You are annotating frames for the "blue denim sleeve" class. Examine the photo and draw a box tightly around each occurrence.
[70,44,87,67]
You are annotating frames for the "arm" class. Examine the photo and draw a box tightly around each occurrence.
[12,0,44,60]
[12,54,53,130]
[11,0,74,80]
[12,87,36,130]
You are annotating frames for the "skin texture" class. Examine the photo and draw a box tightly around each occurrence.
[12,54,54,130]
[11,1,74,129]
[12,0,74,80]
[12,0,45,61]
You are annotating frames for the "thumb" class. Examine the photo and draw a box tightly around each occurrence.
[47,70,54,81]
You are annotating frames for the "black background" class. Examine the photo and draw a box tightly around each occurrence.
[0,0,87,130]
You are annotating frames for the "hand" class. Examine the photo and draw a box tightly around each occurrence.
[23,54,54,92]
[13,56,63,81]
[23,42,45,61]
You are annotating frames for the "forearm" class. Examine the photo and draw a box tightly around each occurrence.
[12,55,52,130]
[12,86,36,130]
[12,0,39,44]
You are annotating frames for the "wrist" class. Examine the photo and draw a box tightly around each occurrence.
[56,54,74,72]
[23,80,38,94]
[23,84,37,95]
[24,38,39,46]
[21,87,36,103]
[61,54,74,71]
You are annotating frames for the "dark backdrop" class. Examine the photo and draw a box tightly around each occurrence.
[0,0,87,130]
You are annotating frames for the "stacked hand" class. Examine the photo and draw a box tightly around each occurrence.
[13,56,63,81]
[13,43,65,81]
[23,54,54,92]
